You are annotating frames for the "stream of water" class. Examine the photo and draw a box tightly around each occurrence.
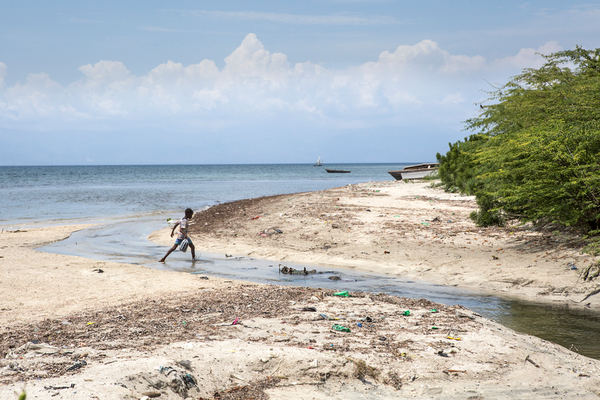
[40,214,600,360]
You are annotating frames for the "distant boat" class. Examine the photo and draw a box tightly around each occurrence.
[314,156,323,166]
[325,169,351,173]
[388,163,439,180]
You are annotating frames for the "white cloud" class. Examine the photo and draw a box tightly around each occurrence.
[377,40,487,74]
[0,62,6,87]
[0,35,558,130]
[78,60,131,85]
[493,41,562,69]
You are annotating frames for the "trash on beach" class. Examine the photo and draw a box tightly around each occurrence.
[66,360,87,371]
[300,306,317,312]
[232,318,239,325]
[333,291,350,297]
[429,309,438,313]
[447,336,462,341]
[141,392,162,398]
[319,313,338,320]
[251,215,260,220]
[86,322,95,325]
[437,350,449,357]
[357,322,362,327]
[402,310,410,316]
[525,355,540,368]
[279,265,317,275]
[332,324,351,332]
[431,326,439,329]
[258,227,284,236]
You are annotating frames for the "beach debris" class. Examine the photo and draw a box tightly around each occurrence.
[177,360,193,371]
[525,355,540,368]
[332,324,351,332]
[299,306,317,312]
[328,276,341,281]
[333,291,350,297]
[429,309,438,313]
[66,360,87,371]
[141,391,162,398]
[157,366,197,397]
[402,310,410,316]
[437,350,449,357]
[357,322,363,327]
[92,268,104,273]
[278,265,317,275]
[251,215,260,220]
[352,359,379,382]
[258,227,283,237]
[232,318,239,325]
[44,384,75,390]
[447,336,462,341]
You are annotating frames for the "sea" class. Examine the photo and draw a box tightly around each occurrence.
[2,163,600,359]
[0,163,408,227]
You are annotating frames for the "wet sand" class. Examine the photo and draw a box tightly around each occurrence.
[2,181,600,399]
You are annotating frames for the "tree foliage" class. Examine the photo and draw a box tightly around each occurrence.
[437,46,600,232]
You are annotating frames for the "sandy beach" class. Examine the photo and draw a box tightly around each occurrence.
[2,181,600,399]
[178,180,600,309]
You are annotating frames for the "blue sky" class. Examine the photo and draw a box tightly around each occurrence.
[1,1,599,165]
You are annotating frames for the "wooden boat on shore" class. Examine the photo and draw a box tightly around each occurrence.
[325,169,351,173]
[388,163,439,180]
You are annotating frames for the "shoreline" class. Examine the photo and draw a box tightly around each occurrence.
[154,180,600,311]
[3,182,600,398]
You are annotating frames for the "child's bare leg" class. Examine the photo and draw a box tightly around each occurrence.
[190,243,196,260]
[160,244,178,262]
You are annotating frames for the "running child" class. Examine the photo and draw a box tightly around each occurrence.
[160,208,196,262]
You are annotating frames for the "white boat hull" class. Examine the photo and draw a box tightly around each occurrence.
[400,168,437,180]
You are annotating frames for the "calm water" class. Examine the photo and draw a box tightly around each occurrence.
[0,163,408,226]
[2,164,600,359]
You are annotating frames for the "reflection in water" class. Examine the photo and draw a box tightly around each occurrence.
[41,215,600,360]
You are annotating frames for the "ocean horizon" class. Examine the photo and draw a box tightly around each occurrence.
[0,163,416,227]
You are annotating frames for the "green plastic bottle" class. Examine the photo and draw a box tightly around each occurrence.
[332,324,351,332]
[333,291,350,297]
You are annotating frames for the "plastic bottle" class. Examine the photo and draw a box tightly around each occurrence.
[332,324,351,332]
[333,291,350,297]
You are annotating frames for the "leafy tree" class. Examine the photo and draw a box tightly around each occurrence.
[438,46,600,232]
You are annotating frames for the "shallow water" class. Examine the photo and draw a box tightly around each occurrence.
[41,215,600,360]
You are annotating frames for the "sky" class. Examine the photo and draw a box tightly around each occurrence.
[1,1,599,165]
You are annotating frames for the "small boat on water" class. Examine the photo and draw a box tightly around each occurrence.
[314,156,323,166]
[388,163,439,180]
[325,169,351,173]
